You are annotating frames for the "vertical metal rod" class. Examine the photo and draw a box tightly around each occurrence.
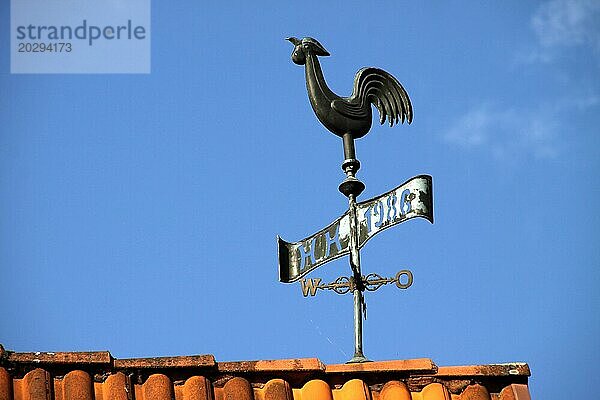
[342,132,356,160]
[339,133,369,363]
[348,195,360,276]
[347,194,369,363]
[353,285,364,360]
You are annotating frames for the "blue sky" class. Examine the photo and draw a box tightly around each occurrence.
[1,1,599,399]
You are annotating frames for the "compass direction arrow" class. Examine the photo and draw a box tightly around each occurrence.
[299,270,414,297]
[278,175,433,283]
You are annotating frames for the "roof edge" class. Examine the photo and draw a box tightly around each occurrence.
[115,354,216,369]
[217,358,325,373]
[6,350,112,365]
[326,358,436,374]
[436,362,531,377]
[0,345,530,379]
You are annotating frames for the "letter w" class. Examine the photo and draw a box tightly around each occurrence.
[300,278,322,297]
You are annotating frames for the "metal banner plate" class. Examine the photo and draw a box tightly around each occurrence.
[278,175,433,283]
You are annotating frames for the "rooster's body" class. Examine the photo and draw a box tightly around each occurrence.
[287,37,412,139]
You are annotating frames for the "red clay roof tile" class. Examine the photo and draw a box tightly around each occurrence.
[217,358,323,373]
[420,382,451,400]
[263,379,293,400]
[336,379,371,400]
[62,370,94,400]
[22,368,52,400]
[380,381,411,400]
[460,384,490,400]
[177,375,212,400]
[114,354,215,369]
[436,363,530,377]
[8,352,111,366]
[300,379,332,400]
[222,376,253,400]
[0,368,12,400]
[499,384,531,400]
[0,346,531,400]
[325,358,435,374]
[103,372,130,400]
[142,374,173,400]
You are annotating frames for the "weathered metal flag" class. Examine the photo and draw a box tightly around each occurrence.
[278,175,433,283]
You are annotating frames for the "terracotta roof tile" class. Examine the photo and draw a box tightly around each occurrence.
[262,379,293,400]
[177,375,212,400]
[222,376,253,400]
[380,381,411,400]
[460,384,490,400]
[420,382,451,400]
[336,378,370,399]
[62,370,94,400]
[325,358,435,374]
[114,354,215,369]
[0,368,12,400]
[436,363,530,377]
[103,372,130,400]
[298,379,332,400]
[218,358,323,373]
[22,368,52,400]
[0,346,531,400]
[142,374,173,400]
[498,384,531,400]
[8,352,111,366]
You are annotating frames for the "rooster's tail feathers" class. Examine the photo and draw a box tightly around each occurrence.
[352,67,413,127]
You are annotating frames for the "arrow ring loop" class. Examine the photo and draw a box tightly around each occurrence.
[395,270,413,289]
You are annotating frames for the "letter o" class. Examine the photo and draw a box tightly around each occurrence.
[395,270,413,289]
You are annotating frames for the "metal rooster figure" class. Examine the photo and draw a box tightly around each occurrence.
[279,37,432,363]
[286,36,413,198]
[287,37,413,140]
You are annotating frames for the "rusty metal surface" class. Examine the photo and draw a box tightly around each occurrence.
[278,175,433,283]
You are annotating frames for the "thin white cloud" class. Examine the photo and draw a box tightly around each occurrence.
[444,103,563,161]
[444,94,599,161]
[564,94,600,110]
[528,0,600,62]
[449,2,600,162]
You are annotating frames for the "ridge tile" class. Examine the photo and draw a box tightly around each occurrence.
[114,354,215,369]
[218,358,324,373]
[436,363,530,377]
[8,351,111,365]
[326,358,435,374]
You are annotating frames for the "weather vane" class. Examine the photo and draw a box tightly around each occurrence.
[278,37,433,363]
